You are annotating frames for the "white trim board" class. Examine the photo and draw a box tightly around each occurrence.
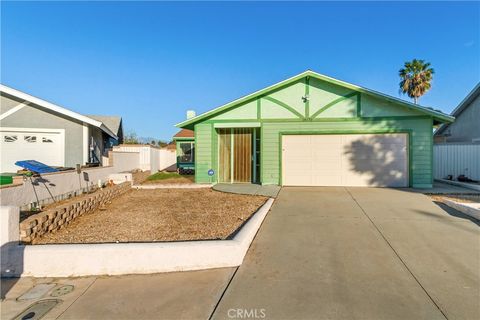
[0,102,29,121]
[83,123,89,165]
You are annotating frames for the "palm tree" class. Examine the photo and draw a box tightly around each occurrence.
[399,59,434,104]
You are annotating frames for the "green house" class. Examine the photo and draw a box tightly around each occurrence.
[176,70,453,188]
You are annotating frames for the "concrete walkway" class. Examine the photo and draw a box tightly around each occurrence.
[213,183,281,198]
[212,187,480,319]
[1,268,235,320]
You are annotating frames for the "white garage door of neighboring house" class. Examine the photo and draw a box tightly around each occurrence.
[0,128,65,173]
[282,133,409,187]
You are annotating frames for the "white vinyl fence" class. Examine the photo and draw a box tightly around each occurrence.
[434,143,480,181]
[113,144,176,172]
[114,145,152,171]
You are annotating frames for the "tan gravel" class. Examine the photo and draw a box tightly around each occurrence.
[33,188,268,244]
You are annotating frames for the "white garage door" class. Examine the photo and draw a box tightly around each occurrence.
[0,128,64,173]
[282,133,408,187]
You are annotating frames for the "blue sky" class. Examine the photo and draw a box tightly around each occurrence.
[1,1,479,140]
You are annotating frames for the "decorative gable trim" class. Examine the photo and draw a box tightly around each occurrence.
[176,70,453,128]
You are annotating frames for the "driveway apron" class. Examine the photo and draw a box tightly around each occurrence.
[212,187,479,320]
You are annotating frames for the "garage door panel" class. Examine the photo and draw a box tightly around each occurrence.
[312,175,343,186]
[0,130,64,173]
[311,161,342,171]
[282,133,408,187]
[285,175,313,186]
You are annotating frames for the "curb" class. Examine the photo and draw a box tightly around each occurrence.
[435,179,480,192]
[443,199,480,220]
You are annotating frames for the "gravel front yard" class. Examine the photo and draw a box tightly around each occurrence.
[33,188,268,244]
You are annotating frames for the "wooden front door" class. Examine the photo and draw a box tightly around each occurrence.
[218,128,252,183]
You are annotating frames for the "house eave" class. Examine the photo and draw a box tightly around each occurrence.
[175,70,453,128]
[0,84,118,139]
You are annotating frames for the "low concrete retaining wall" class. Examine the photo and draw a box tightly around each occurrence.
[443,199,480,220]
[1,206,19,246]
[19,182,131,244]
[2,198,274,277]
[0,167,134,210]
[1,206,20,277]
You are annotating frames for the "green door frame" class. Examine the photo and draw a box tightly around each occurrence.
[216,127,257,184]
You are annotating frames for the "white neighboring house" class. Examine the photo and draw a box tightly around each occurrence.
[0,84,123,173]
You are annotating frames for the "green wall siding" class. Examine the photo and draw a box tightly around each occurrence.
[191,76,435,187]
[211,100,257,120]
[316,96,357,118]
[266,80,305,115]
[194,123,215,183]
[261,98,298,119]
[261,118,432,187]
[361,94,422,117]
[309,77,352,116]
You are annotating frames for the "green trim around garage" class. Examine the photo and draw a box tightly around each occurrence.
[277,129,413,187]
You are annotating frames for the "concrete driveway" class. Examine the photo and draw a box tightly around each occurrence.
[212,187,480,320]
[2,187,479,320]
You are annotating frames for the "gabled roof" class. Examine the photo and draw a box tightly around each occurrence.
[176,70,454,128]
[435,83,480,136]
[86,115,123,136]
[173,129,194,139]
[0,84,118,139]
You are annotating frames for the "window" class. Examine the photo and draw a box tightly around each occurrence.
[42,137,54,143]
[4,135,17,142]
[24,135,37,143]
[178,142,194,163]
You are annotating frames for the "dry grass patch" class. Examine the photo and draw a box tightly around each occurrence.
[143,172,194,184]
[33,188,268,244]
